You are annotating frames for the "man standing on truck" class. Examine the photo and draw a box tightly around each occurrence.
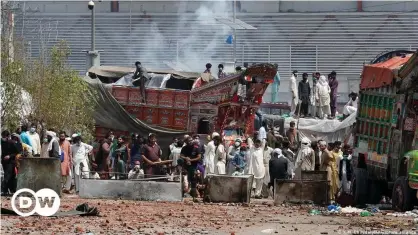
[328,71,339,119]
[298,73,311,118]
[132,61,151,103]
[289,70,299,116]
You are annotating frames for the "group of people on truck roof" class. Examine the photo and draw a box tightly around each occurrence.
[288,70,357,120]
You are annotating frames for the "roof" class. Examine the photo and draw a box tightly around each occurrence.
[88,66,201,80]
[360,55,412,89]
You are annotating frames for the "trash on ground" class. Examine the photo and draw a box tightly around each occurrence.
[340,206,366,214]
[309,209,321,215]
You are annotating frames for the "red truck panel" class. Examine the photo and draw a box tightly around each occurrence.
[143,107,159,125]
[125,105,143,120]
[159,90,174,107]
[146,89,159,106]
[174,92,189,109]
[112,86,129,105]
[128,88,142,105]
[158,108,174,127]
[173,109,188,129]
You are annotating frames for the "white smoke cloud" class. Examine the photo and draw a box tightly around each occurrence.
[128,0,234,72]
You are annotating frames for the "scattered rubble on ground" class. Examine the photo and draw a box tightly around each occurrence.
[1,196,416,235]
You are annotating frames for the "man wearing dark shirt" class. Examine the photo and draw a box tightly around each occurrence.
[132,61,151,103]
[179,137,201,198]
[142,134,162,177]
[269,148,290,193]
[1,130,18,195]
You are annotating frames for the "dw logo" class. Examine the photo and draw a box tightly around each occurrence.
[11,188,61,217]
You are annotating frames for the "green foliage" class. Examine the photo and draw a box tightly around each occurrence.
[1,38,96,141]
[1,38,27,131]
[26,40,96,141]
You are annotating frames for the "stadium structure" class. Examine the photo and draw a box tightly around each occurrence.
[5,0,418,103]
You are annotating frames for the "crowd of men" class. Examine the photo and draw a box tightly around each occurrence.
[1,122,354,204]
[1,125,93,195]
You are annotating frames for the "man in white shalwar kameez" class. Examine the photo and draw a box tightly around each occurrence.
[71,134,93,193]
[204,132,219,177]
[289,70,299,116]
[213,135,226,174]
[343,92,358,118]
[262,143,273,198]
[294,137,315,179]
[248,139,266,199]
[315,75,331,119]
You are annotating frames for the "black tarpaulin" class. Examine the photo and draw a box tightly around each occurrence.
[84,76,187,152]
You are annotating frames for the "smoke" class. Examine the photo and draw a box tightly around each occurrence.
[129,1,233,72]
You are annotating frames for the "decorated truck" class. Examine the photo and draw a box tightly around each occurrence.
[351,50,418,211]
[85,64,277,146]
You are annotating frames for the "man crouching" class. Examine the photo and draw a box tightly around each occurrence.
[128,161,144,180]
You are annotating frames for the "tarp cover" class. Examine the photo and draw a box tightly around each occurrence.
[88,66,200,80]
[264,112,356,143]
[83,76,187,151]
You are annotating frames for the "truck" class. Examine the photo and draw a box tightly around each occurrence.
[351,50,418,211]
[85,63,277,148]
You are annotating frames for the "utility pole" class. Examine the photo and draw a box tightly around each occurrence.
[84,0,101,72]
[233,0,236,64]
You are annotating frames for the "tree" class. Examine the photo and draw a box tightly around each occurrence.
[26,40,96,140]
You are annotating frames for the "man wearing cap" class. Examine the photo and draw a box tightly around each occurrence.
[328,71,339,119]
[289,70,299,116]
[227,138,242,175]
[269,148,291,192]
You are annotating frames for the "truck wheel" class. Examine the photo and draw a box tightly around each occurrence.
[392,176,414,212]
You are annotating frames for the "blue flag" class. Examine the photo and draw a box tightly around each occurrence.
[226,35,233,44]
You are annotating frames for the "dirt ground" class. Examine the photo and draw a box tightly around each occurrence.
[1,195,417,235]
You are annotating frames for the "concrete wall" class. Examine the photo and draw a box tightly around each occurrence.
[17,1,418,14]
[17,157,62,197]
[273,171,328,205]
[79,178,183,201]
[205,174,253,203]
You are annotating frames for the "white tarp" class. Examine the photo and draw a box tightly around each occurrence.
[113,73,172,89]
[264,111,357,143]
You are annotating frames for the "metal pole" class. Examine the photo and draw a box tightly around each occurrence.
[315,45,318,71]
[233,0,236,63]
[242,44,244,63]
[91,5,95,51]
[289,45,292,72]
[176,40,179,64]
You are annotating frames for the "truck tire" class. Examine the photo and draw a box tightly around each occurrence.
[392,176,414,212]
[353,168,368,206]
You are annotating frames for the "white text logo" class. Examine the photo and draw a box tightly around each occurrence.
[11,188,60,217]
